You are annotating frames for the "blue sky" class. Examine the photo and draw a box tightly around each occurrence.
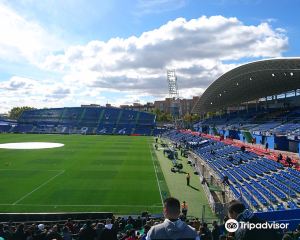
[0,0,299,112]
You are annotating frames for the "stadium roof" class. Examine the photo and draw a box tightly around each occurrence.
[193,58,300,113]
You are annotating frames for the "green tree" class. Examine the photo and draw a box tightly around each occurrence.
[151,108,172,123]
[9,106,36,119]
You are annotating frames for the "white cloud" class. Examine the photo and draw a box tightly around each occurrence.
[42,15,288,100]
[0,15,289,112]
[0,2,64,64]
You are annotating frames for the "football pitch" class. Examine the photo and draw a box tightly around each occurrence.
[0,134,163,214]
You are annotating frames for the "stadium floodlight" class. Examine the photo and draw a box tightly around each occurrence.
[167,69,179,99]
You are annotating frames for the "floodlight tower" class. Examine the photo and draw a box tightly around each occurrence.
[167,69,181,123]
[167,69,179,99]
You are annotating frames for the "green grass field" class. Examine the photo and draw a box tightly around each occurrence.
[0,134,163,214]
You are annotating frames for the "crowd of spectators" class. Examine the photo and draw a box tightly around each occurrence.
[0,215,223,240]
[1,214,299,240]
[1,197,300,240]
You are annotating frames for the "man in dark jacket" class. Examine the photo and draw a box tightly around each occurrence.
[227,200,282,240]
[211,221,220,240]
[46,225,62,240]
[99,219,117,240]
[0,224,11,240]
[78,220,96,240]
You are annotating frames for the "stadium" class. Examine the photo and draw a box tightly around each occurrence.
[0,57,300,239]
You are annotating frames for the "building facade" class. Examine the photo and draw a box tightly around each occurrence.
[154,96,200,116]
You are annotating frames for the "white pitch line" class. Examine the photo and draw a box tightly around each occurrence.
[0,203,163,208]
[149,141,164,205]
[12,170,65,205]
[0,169,63,172]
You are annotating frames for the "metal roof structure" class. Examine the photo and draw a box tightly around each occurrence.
[192,58,300,113]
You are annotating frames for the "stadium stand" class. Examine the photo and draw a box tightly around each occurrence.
[0,107,157,136]
[163,129,300,230]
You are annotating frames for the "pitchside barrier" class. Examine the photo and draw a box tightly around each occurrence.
[0,212,113,222]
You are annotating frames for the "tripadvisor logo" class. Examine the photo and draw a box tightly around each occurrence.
[225,219,289,232]
[225,219,239,233]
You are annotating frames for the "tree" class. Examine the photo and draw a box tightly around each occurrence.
[9,106,36,119]
[182,113,200,128]
[150,108,173,123]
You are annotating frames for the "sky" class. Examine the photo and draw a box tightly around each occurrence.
[0,0,299,113]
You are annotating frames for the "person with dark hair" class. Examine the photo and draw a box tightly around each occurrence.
[62,226,72,240]
[286,156,292,167]
[141,225,151,240]
[277,153,283,163]
[228,200,282,240]
[78,220,96,240]
[146,197,199,240]
[240,146,246,153]
[46,225,63,240]
[125,229,136,240]
[201,222,212,240]
[99,219,117,240]
[0,224,11,240]
[124,219,134,232]
[12,223,27,240]
[211,221,220,240]
[292,224,300,239]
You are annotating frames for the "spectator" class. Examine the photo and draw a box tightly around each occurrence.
[34,224,47,240]
[0,224,11,240]
[292,224,300,239]
[140,225,151,240]
[95,222,105,239]
[201,222,212,240]
[146,197,199,240]
[193,218,201,231]
[46,225,62,240]
[227,200,282,240]
[124,220,134,232]
[211,221,220,240]
[286,156,293,167]
[240,146,246,153]
[62,226,72,240]
[125,229,136,240]
[277,153,283,163]
[78,220,96,240]
[12,223,27,240]
[198,226,212,240]
[99,219,117,240]
[219,216,229,236]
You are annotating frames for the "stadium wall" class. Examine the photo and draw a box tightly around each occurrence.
[255,209,300,231]
[275,136,289,151]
